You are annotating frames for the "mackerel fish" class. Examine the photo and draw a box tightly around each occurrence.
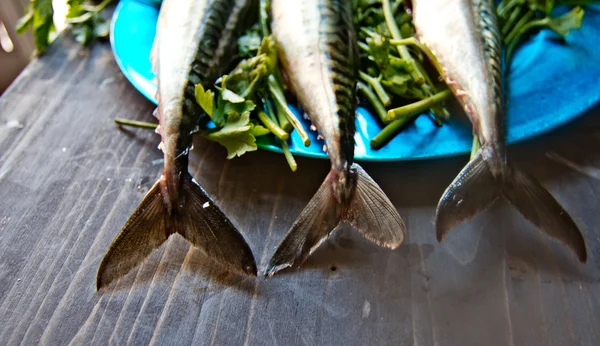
[97,0,258,290]
[411,0,587,261]
[265,0,406,276]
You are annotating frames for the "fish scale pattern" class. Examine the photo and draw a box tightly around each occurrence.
[178,0,251,153]
[476,0,504,126]
[318,0,358,167]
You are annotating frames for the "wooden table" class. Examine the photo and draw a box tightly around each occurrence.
[1,35,599,346]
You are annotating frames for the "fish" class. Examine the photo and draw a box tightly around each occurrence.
[96,0,258,290]
[411,0,587,261]
[265,0,406,276]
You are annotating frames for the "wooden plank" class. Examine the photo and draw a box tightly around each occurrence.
[0,35,599,346]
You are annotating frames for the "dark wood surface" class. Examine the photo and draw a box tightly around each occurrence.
[1,35,600,346]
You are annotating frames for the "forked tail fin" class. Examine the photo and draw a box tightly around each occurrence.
[264,163,406,276]
[436,145,587,262]
[97,174,256,290]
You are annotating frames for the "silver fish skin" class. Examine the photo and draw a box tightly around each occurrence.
[97,0,258,290]
[265,0,406,276]
[412,0,587,262]
[154,0,256,208]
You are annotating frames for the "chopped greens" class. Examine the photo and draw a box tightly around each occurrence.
[237,24,263,59]
[64,0,595,169]
[354,0,452,148]
[18,0,113,53]
[16,0,54,53]
[354,0,596,149]
[190,2,305,171]
[204,102,258,159]
[499,0,596,62]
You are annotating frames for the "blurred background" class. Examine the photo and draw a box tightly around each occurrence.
[0,0,68,95]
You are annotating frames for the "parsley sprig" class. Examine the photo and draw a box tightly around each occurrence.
[17,0,113,53]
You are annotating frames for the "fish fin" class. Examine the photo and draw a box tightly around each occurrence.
[177,174,257,276]
[264,171,342,276]
[97,180,168,290]
[436,146,587,262]
[436,150,500,241]
[502,166,587,263]
[265,164,406,276]
[97,175,256,290]
[344,163,406,248]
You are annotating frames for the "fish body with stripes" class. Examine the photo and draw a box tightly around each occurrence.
[265,0,406,275]
[97,0,258,289]
[411,0,587,261]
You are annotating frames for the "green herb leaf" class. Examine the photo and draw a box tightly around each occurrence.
[17,0,114,53]
[258,35,278,71]
[93,17,110,38]
[222,89,245,103]
[224,100,256,119]
[205,106,258,159]
[380,57,426,99]
[195,84,214,117]
[221,36,278,99]
[527,0,548,12]
[249,124,271,137]
[366,34,391,69]
[356,0,380,9]
[220,51,272,99]
[237,24,262,58]
[67,0,86,11]
[16,6,34,34]
[546,6,584,36]
[72,24,94,46]
[211,97,255,128]
[65,12,93,24]
[32,0,54,52]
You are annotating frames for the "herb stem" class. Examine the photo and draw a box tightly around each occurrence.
[392,0,402,14]
[356,7,376,23]
[381,0,425,84]
[471,135,481,160]
[258,110,289,140]
[358,41,370,53]
[497,0,519,18]
[275,101,293,132]
[387,89,452,121]
[263,95,290,134]
[81,0,113,13]
[501,5,523,36]
[281,140,298,172]
[506,14,544,62]
[93,0,113,13]
[370,114,419,149]
[259,0,270,37]
[428,113,444,127]
[357,81,390,124]
[359,71,392,107]
[360,27,377,37]
[114,118,157,130]
[268,75,311,146]
[504,10,534,44]
[389,37,444,77]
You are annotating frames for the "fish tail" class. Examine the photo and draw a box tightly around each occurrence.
[436,144,587,262]
[96,173,257,290]
[264,163,406,276]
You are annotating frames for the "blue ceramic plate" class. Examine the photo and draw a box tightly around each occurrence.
[110,0,600,161]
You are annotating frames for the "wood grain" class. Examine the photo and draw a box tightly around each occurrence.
[1,35,600,346]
